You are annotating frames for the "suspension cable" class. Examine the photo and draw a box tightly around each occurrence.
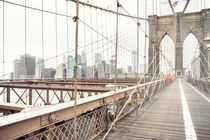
[42,0,44,79]
[24,0,27,76]
[2,0,5,79]
[55,0,58,68]
[67,1,69,56]
[68,0,148,20]
[102,48,161,140]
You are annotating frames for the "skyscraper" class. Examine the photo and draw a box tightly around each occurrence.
[66,55,75,78]
[132,50,137,73]
[95,53,102,65]
[55,63,66,78]
[43,68,56,78]
[110,55,115,74]
[35,58,44,79]
[81,50,86,65]
[13,54,36,78]
[13,59,21,78]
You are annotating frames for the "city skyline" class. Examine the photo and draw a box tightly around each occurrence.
[11,50,145,79]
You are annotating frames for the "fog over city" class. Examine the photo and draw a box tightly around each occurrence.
[0,0,210,79]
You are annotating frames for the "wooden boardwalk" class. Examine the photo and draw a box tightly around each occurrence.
[103,78,210,140]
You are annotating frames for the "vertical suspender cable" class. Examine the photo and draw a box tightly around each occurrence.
[144,0,147,88]
[153,0,154,15]
[110,10,112,67]
[106,10,108,67]
[83,4,86,58]
[73,0,79,139]
[66,1,69,80]
[114,0,119,116]
[2,0,5,101]
[96,9,99,55]
[24,0,27,76]
[55,0,58,69]
[90,7,93,73]
[66,2,69,57]
[137,0,139,81]
[83,4,86,78]
[42,0,44,79]
[101,10,104,62]
[3,0,5,79]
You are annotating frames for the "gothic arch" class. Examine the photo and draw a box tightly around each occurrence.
[148,9,210,76]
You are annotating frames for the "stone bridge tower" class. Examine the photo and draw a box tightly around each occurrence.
[148,8,210,77]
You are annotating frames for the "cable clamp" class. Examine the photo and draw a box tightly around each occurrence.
[73,16,79,22]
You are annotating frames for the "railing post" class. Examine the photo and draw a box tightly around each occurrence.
[29,88,32,105]
[60,90,64,103]
[7,87,10,103]
[46,89,50,105]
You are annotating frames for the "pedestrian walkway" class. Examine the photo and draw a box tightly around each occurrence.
[105,78,210,140]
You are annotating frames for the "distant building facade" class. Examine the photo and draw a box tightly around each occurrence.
[66,55,75,78]
[55,63,66,78]
[13,54,36,78]
[132,50,137,73]
[43,68,56,78]
[35,58,44,79]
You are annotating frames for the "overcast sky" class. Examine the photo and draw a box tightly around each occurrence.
[0,0,209,78]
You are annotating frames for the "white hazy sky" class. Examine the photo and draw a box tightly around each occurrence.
[0,0,209,78]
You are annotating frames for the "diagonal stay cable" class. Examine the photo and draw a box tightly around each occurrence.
[102,48,162,139]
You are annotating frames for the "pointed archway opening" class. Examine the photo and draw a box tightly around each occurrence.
[159,34,175,77]
[183,33,200,78]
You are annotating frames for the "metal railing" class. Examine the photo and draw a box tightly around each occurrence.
[0,79,166,140]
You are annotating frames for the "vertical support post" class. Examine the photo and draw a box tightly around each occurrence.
[152,43,155,75]
[60,90,64,103]
[114,1,119,115]
[7,87,10,103]
[46,89,50,105]
[73,0,79,139]
[29,88,32,105]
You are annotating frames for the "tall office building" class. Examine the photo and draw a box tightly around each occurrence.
[132,50,137,73]
[81,50,86,65]
[110,55,115,74]
[13,54,36,78]
[86,66,93,78]
[98,60,109,78]
[66,55,75,78]
[55,63,66,78]
[95,53,102,65]
[43,68,56,78]
[35,58,44,79]
[13,59,21,78]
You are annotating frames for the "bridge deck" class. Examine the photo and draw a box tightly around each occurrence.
[104,78,210,140]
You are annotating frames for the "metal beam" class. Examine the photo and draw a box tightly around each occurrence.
[0,84,111,92]
[0,103,28,112]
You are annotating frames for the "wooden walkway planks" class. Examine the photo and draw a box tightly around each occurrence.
[101,78,210,140]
